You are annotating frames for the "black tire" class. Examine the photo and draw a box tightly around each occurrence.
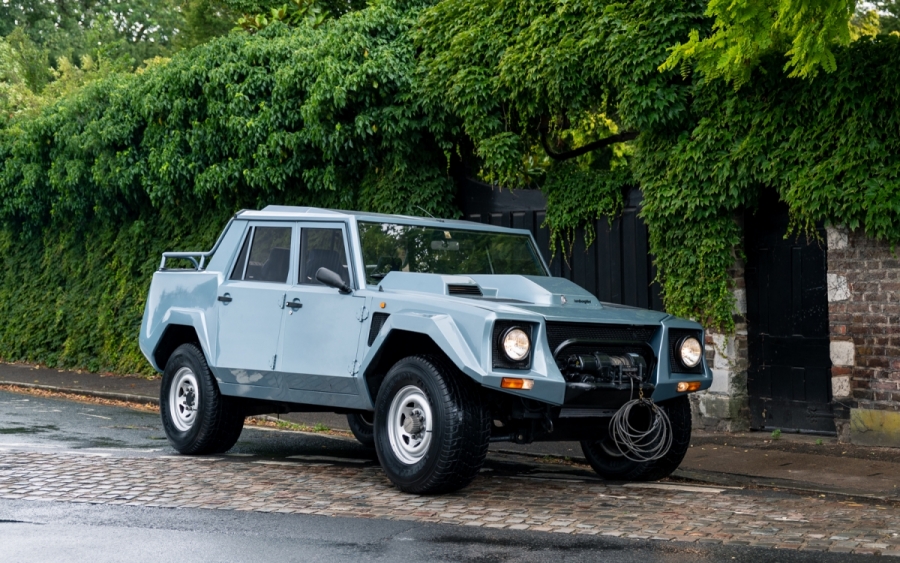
[373,355,490,494]
[160,343,245,455]
[347,412,375,447]
[581,395,692,481]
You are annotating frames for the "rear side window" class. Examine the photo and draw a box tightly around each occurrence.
[299,228,350,286]
[229,229,252,280]
[230,226,292,283]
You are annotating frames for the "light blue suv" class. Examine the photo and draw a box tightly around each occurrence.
[140,206,711,493]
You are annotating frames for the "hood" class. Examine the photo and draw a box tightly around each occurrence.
[377,273,594,304]
[375,273,669,324]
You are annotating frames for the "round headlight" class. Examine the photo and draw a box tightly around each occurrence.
[678,336,703,369]
[502,327,531,362]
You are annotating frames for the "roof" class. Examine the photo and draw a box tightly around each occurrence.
[235,206,533,235]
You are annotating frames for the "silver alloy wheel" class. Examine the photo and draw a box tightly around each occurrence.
[170,367,200,432]
[387,385,433,465]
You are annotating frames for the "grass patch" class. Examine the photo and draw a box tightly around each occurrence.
[245,416,351,438]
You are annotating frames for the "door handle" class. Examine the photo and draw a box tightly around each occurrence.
[217,294,233,303]
[286,299,302,310]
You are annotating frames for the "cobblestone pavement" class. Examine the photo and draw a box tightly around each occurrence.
[1,451,900,556]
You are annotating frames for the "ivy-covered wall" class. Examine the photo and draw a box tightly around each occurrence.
[0,3,458,374]
[1,0,899,381]
[637,36,900,333]
[0,209,227,373]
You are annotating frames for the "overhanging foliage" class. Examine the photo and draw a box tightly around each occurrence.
[0,2,456,372]
[641,36,900,328]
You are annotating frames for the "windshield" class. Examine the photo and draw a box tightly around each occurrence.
[358,222,547,284]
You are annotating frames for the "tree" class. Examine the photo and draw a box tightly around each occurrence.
[852,1,900,36]
[851,9,882,40]
[0,0,184,69]
[4,28,52,93]
[414,0,706,252]
[178,0,240,48]
[661,0,857,86]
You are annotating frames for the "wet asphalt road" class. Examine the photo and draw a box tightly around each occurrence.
[0,390,880,562]
[0,497,873,563]
[0,390,376,459]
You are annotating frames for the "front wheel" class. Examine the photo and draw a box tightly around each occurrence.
[373,355,490,494]
[581,395,692,481]
[160,343,245,455]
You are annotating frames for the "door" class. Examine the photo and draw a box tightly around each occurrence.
[216,223,293,383]
[745,191,833,433]
[279,223,365,401]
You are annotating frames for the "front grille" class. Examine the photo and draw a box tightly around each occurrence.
[492,321,533,369]
[545,322,659,357]
[368,313,390,346]
[668,328,704,374]
[547,322,659,383]
[448,284,482,296]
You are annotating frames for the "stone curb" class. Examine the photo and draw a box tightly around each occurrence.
[495,447,900,505]
[0,380,159,406]
[672,468,900,504]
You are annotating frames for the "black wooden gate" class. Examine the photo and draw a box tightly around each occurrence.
[458,178,663,311]
[744,190,834,433]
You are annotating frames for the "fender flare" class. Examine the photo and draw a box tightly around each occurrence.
[146,308,214,372]
[360,312,486,384]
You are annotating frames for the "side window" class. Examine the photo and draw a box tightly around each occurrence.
[230,226,292,283]
[229,228,252,280]
[299,228,350,286]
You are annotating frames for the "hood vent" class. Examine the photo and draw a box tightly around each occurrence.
[447,284,483,297]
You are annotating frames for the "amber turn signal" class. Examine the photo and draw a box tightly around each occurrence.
[676,381,702,393]
[501,378,534,390]
[379,302,386,309]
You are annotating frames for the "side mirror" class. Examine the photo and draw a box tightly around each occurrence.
[316,267,352,294]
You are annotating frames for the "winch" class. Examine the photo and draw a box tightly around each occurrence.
[562,351,647,385]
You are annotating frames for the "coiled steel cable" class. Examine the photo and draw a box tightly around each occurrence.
[608,396,673,462]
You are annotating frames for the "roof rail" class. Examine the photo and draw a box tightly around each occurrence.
[158,213,241,271]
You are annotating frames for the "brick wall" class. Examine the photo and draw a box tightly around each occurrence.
[826,227,900,445]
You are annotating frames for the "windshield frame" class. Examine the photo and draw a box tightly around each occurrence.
[356,220,550,286]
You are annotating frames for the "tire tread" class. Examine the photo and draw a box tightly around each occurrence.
[581,395,691,482]
[161,344,244,455]
[375,354,490,494]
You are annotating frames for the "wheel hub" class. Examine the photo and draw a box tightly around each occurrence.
[169,367,200,432]
[402,412,425,434]
[387,385,433,465]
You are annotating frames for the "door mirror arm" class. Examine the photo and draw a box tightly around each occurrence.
[315,267,352,294]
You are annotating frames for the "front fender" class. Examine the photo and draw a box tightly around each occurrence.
[358,310,567,406]
[360,312,486,383]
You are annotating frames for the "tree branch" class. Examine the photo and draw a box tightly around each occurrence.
[540,130,639,161]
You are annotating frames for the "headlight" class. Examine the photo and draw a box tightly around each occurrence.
[678,336,703,369]
[502,327,531,362]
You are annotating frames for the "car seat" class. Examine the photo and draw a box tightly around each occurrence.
[260,247,290,282]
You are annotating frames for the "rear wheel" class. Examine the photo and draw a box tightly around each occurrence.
[581,395,692,481]
[160,344,245,455]
[373,355,490,494]
[347,412,375,447]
